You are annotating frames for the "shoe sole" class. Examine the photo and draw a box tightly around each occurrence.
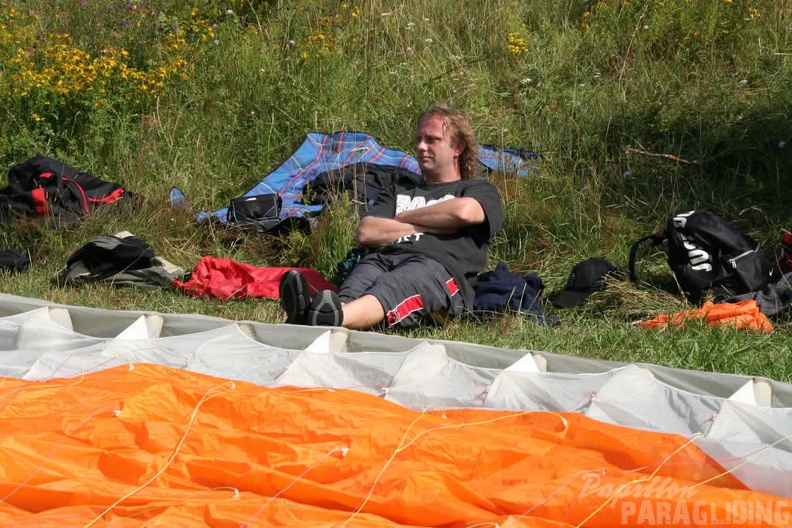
[280,270,310,324]
[308,290,343,327]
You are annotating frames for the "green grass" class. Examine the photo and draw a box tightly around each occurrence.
[1,0,791,382]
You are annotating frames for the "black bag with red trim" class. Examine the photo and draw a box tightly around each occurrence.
[1,155,132,225]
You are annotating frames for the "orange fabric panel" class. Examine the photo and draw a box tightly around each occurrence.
[0,364,788,527]
[636,300,773,332]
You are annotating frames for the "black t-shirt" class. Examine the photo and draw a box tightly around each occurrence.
[364,177,504,306]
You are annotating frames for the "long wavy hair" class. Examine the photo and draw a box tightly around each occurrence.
[418,105,480,180]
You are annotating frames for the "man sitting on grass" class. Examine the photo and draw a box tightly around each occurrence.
[280,104,504,330]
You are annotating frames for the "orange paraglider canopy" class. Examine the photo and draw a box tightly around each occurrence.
[0,363,788,527]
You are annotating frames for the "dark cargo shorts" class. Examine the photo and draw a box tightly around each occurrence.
[337,252,463,328]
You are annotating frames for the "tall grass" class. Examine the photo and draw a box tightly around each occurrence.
[1,0,791,380]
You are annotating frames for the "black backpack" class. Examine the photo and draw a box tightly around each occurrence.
[1,155,131,225]
[304,162,423,213]
[628,209,775,303]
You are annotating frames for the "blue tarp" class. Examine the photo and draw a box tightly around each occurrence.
[171,131,539,224]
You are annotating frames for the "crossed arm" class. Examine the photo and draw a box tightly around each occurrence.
[356,197,486,248]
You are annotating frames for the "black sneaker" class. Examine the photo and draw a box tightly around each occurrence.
[307,290,344,327]
[280,270,312,324]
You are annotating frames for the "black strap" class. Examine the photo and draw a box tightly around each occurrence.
[628,233,666,282]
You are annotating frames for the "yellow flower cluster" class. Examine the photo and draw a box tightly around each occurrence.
[507,32,529,55]
[340,3,360,18]
[300,4,360,60]
[306,20,339,57]
[745,6,761,19]
[579,1,608,30]
[0,4,192,115]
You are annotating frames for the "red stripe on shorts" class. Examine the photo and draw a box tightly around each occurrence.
[386,294,424,328]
